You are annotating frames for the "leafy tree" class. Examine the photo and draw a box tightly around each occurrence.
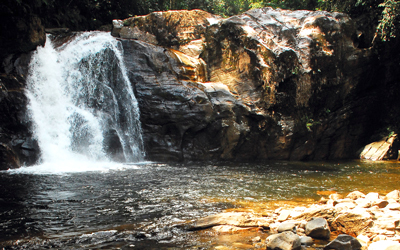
[376,0,400,41]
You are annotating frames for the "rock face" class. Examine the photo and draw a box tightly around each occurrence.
[0,0,44,169]
[0,53,40,169]
[114,8,378,162]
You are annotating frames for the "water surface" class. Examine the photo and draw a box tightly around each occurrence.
[0,160,399,249]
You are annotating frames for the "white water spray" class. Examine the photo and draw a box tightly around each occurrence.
[20,32,145,173]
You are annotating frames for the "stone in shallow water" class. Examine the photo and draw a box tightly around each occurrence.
[305,217,330,239]
[324,234,361,250]
[265,231,301,250]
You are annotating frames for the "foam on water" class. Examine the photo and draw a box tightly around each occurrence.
[8,161,140,175]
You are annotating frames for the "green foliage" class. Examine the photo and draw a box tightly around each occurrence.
[377,0,400,41]
[7,0,400,41]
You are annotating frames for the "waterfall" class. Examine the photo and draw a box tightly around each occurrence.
[25,31,144,171]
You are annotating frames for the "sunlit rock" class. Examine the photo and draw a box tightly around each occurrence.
[265,231,301,250]
[186,212,270,230]
[368,240,400,250]
[347,191,366,200]
[386,190,400,200]
[330,210,372,236]
[359,134,397,161]
[278,221,297,233]
[116,8,374,161]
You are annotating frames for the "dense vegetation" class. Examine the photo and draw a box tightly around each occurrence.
[3,0,399,41]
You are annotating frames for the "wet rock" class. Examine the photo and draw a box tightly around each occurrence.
[0,52,39,168]
[324,234,362,250]
[0,143,20,170]
[368,240,400,250]
[305,217,330,239]
[265,231,301,250]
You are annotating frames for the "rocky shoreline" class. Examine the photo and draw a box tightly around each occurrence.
[185,190,400,249]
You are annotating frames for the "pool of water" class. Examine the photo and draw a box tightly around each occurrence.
[0,160,399,249]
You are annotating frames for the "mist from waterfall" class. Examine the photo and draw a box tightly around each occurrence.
[21,32,145,174]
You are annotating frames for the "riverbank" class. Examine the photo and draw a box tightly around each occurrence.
[186,190,400,249]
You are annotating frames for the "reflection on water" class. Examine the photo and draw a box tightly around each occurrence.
[0,160,399,249]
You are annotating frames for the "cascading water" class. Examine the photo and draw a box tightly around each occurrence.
[24,32,145,173]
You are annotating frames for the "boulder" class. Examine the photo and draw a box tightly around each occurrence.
[330,211,372,236]
[265,231,301,250]
[305,217,331,239]
[324,234,362,250]
[359,134,397,161]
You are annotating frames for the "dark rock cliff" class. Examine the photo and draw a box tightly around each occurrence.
[0,1,44,169]
[114,9,381,162]
[0,7,397,167]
